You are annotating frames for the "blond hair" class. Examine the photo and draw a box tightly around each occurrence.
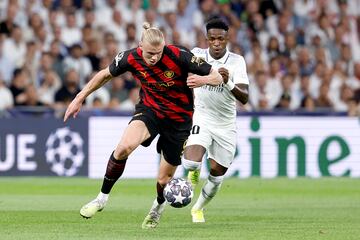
[141,22,164,45]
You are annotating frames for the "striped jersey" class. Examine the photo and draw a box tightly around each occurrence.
[191,47,249,125]
[109,45,212,122]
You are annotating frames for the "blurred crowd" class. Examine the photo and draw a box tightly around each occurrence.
[0,0,360,116]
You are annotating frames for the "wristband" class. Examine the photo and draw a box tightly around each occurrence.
[226,80,235,90]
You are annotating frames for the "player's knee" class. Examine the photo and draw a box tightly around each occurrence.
[157,174,173,186]
[182,157,202,171]
[114,144,134,160]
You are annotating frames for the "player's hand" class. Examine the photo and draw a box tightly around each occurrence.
[187,74,207,88]
[63,97,83,122]
[218,67,229,84]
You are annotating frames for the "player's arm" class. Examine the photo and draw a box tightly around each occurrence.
[178,47,223,88]
[219,67,249,104]
[63,68,112,122]
[187,68,223,88]
[64,51,130,122]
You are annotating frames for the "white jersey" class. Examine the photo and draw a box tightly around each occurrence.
[191,48,249,126]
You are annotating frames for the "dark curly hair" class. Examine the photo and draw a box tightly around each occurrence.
[205,16,229,32]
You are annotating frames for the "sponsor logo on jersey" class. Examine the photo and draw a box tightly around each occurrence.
[143,81,175,91]
[139,71,147,77]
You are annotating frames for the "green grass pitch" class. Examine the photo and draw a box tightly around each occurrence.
[0,177,359,240]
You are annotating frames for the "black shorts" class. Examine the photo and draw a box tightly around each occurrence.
[130,104,191,166]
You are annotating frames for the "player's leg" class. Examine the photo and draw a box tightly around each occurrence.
[142,152,177,229]
[191,128,235,223]
[183,121,212,187]
[183,145,205,187]
[142,124,188,229]
[80,120,151,218]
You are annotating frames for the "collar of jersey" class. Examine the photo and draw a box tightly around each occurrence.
[206,48,230,64]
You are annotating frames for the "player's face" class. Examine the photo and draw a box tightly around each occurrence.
[207,28,229,59]
[140,41,165,66]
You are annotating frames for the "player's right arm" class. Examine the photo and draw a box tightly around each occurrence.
[64,51,131,122]
[177,46,223,87]
[63,68,112,122]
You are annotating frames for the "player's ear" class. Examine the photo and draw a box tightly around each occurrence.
[139,41,143,49]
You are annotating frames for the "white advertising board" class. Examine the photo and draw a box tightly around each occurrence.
[89,117,360,178]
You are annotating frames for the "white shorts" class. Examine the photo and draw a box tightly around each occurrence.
[186,113,236,168]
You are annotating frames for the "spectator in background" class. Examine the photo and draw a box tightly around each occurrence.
[108,76,129,109]
[85,72,111,108]
[275,92,291,110]
[333,83,355,112]
[315,82,333,109]
[105,9,127,45]
[49,40,66,80]
[0,36,15,84]
[0,3,18,36]
[54,69,81,108]
[2,25,26,68]
[85,38,101,71]
[63,44,93,87]
[60,10,82,47]
[249,70,270,111]
[0,74,13,110]
[22,84,44,107]
[9,68,30,106]
[37,70,61,106]
[118,87,140,112]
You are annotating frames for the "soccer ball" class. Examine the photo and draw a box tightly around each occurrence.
[164,178,193,208]
[45,127,85,176]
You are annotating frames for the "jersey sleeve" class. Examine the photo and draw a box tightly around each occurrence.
[108,50,131,77]
[179,47,212,76]
[233,56,249,85]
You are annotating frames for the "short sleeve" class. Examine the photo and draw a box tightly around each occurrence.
[109,50,131,77]
[233,56,249,85]
[179,48,212,76]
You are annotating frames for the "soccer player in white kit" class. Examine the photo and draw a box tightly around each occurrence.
[182,17,249,223]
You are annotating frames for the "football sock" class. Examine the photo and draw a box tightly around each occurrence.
[101,151,127,194]
[192,174,224,210]
[182,157,201,171]
[96,192,109,203]
[156,182,166,205]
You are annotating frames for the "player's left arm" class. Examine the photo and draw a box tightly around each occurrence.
[221,56,249,104]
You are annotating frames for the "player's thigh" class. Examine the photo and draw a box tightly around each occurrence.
[185,121,212,153]
[208,129,236,168]
[157,122,191,166]
[115,120,151,157]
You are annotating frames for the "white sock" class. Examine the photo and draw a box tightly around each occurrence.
[192,174,224,211]
[97,192,109,202]
[151,198,165,214]
[182,157,201,171]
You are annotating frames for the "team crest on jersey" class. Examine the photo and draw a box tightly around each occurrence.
[115,52,124,66]
[164,71,174,79]
[191,56,205,66]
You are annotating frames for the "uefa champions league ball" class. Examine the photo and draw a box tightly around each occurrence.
[164,178,193,208]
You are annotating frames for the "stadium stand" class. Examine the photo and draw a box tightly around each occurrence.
[0,0,359,116]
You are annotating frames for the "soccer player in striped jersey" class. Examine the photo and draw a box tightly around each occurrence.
[182,17,249,223]
[63,22,223,229]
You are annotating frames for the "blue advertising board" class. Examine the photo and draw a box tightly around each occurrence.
[0,117,88,176]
